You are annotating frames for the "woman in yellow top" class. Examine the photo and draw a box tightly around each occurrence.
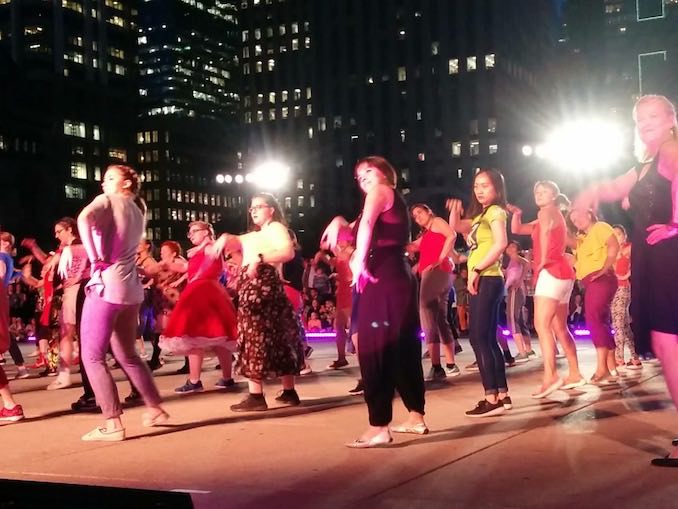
[569,209,620,384]
[448,169,510,417]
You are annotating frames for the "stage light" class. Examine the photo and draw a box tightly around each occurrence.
[251,160,290,190]
[215,174,225,184]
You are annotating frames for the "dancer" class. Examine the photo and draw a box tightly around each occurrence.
[408,203,460,381]
[448,169,511,416]
[50,218,90,390]
[569,209,619,383]
[159,223,238,394]
[0,232,24,422]
[575,95,678,466]
[503,241,532,362]
[611,225,641,370]
[77,165,168,441]
[337,156,426,446]
[135,239,157,362]
[214,193,304,412]
[508,181,585,398]
[326,233,354,369]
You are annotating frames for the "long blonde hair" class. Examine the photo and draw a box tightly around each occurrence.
[633,95,678,162]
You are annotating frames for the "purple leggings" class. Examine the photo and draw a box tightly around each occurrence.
[81,289,162,419]
[583,271,618,349]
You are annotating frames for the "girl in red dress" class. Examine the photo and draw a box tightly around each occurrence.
[160,221,238,394]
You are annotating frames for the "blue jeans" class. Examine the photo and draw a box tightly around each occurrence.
[469,276,508,396]
[81,289,162,419]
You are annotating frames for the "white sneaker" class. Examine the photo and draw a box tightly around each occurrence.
[15,368,30,379]
[47,373,72,390]
[299,365,313,376]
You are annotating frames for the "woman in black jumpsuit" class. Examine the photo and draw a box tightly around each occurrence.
[346,156,426,448]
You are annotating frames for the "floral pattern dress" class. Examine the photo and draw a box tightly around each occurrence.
[236,263,304,379]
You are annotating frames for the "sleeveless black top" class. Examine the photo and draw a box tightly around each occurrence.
[628,157,673,236]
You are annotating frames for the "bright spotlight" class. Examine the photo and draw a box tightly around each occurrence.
[235,174,244,184]
[215,174,225,184]
[522,145,533,157]
[534,144,547,159]
[251,160,290,190]
[245,172,254,183]
[542,119,624,172]
[224,174,233,184]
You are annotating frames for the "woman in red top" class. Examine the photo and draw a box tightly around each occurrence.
[408,204,459,381]
[327,233,354,369]
[611,225,641,369]
[509,181,585,398]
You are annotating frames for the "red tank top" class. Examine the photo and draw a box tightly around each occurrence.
[418,229,452,274]
[531,214,574,280]
[614,243,631,288]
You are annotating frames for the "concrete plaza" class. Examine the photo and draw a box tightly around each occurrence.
[1,338,677,509]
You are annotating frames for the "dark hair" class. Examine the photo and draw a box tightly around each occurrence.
[612,224,627,236]
[55,217,79,242]
[410,203,433,215]
[249,192,287,231]
[354,156,398,188]
[466,168,508,218]
[160,240,182,257]
[507,240,522,252]
[107,164,146,215]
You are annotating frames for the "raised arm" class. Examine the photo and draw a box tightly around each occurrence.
[446,199,472,235]
[506,204,535,235]
[575,168,638,211]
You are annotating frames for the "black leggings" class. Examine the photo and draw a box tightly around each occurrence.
[8,335,24,366]
[469,276,507,396]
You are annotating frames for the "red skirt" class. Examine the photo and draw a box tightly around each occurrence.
[159,279,237,355]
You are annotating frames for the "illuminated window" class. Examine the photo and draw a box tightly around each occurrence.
[485,53,495,68]
[279,24,286,35]
[65,184,86,199]
[467,56,477,71]
[64,120,86,138]
[488,117,497,133]
[448,58,459,74]
[267,58,275,71]
[109,148,127,161]
[62,1,83,13]
[292,38,299,50]
[70,162,87,179]
[451,141,461,157]
[398,66,407,81]
[489,142,498,155]
[431,41,439,55]
[470,140,480,156]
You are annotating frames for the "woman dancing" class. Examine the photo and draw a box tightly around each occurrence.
[77,165,168,441]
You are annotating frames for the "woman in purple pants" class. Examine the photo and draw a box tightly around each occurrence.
[77,165,168,442]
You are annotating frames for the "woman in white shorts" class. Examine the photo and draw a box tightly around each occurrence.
[508,181,585,399]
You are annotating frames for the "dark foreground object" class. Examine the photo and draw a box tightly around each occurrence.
[0,479,193,509]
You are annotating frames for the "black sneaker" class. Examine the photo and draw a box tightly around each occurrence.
[147,359,163,371]
[230,393,268,412]
[327,359,349,370]
[348,380,364,395]
[274,389,301,407]
[465,399,506,418]
[71,396,101,413]
[454,342,463,354]
[304,345,314,359]
[504,352,516,367]
[124,390,142,405]
[425,366,447,382]
[499,396,513,410]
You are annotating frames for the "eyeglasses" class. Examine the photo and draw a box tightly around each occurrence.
[248,205,272,213]
[187,228,207,237]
